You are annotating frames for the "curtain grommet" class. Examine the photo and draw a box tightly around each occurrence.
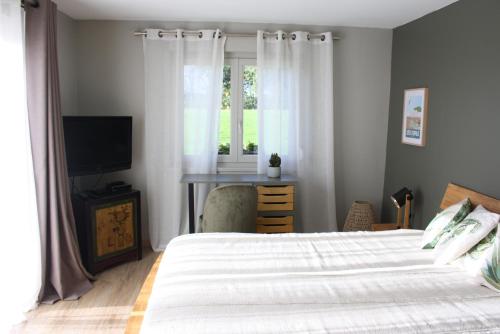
[291,33,296,40]
[158,31,162,38]
[199,32,203,38]
[282,33,285,40]
[321,35,326,41]
[307,34,311,40]
[182,31,185,38]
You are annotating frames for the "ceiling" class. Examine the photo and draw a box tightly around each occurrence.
[55,0,459,29]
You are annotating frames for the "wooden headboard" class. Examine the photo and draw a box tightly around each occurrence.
[440,183,500,214]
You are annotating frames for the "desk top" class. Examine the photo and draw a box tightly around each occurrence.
[180,174,298,185]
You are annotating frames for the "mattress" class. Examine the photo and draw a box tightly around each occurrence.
[141,230,500,333]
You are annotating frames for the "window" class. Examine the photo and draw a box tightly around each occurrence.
[218,64,232,156]
[218,57,257,166]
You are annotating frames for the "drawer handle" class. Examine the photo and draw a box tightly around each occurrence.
[263,202,287,204]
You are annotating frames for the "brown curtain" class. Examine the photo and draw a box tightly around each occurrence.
[25,0,92,303]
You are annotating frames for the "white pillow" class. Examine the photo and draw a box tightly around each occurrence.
[421,198,472,249]
[434,205,499,265]
[462,226,497,276]
[477,226,500,292]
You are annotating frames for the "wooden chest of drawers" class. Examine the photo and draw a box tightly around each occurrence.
[256,185,295,233]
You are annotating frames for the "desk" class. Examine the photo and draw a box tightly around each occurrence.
[180,174,298,233]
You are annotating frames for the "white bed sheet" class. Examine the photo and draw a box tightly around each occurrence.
[141,230,500,333]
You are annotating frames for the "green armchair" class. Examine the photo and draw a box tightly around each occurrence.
[199,185,257,233]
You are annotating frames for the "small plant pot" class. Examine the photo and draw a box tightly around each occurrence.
[267,166,281,178]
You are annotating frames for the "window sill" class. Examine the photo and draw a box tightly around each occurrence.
[217,162,257,174]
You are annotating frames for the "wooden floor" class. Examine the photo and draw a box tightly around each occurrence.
[12,248,159,334]
[125,253,162,334]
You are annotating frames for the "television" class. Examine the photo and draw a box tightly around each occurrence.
[63,116,132,177]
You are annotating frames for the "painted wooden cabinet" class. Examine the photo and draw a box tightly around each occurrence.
[72,190,142,274]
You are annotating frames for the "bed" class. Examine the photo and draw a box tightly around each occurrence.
[126,183,500,333]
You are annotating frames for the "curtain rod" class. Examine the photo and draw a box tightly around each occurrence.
[133,30,341,41]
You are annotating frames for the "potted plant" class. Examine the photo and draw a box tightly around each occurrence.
[267,153,281,178]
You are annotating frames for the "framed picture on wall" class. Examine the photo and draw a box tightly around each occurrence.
[401,88,428,146]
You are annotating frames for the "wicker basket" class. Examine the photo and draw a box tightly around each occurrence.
[343,201,377,232]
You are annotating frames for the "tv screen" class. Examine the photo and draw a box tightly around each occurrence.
[63,116,132,176]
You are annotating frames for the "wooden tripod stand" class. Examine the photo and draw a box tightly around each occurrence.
[396,194,412,229]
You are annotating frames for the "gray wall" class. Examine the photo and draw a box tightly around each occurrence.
[382,0,500,229]
[57,17,393,238]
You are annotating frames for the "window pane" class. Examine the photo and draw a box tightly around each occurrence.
[218,64,231,155]
[242,65,257,155]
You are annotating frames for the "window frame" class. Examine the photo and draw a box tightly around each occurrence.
[217,56,257,168]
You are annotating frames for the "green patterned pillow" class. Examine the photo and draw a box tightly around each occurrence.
[462,226,497,276]
[421,198,472,249]
[434,205,499,265]
[478,226,500,292]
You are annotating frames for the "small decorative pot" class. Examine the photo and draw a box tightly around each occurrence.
[267,166,281,178]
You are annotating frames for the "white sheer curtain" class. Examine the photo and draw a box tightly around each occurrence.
[0,0,41,330]
[143,29,225,250]
[257,31,336,232]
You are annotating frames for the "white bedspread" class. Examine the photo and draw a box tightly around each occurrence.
[141,230,500,333]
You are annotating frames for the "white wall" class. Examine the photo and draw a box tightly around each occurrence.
[57,16,392,238]
[333,27,392,229]
[58,11,79,115]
